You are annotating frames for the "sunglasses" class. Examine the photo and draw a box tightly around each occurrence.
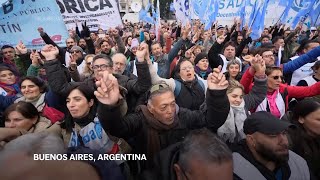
[92,64,112,70]
[70,50,81,53]
[271,75,283,80]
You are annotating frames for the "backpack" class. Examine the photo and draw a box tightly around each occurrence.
[174,79,205,97]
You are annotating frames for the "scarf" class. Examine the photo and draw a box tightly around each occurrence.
[138,105,179,160]
[0,80,20,96]
[194,65,212,80]
[218,100,247,143]
[15,93,46,112]
[68,117,117,154]
[256,90,286,118]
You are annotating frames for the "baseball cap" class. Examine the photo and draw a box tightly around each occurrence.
[70,46,84,53]
[310,27,317,31]
[217,25,225,30]
[243,111,294,135]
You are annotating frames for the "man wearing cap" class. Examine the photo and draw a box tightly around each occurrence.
[232,111,310,180]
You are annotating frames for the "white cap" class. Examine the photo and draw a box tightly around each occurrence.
[310,27,317,31]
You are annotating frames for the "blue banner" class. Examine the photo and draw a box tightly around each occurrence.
[0,0,68,49]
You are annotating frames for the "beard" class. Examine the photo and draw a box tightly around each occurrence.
[79,44,86,50]
[255,141,289,164]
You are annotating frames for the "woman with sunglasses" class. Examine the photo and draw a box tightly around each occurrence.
[68,54,95,82]
[242,65,320,118]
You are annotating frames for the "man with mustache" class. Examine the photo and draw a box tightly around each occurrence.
[233,111,311,180]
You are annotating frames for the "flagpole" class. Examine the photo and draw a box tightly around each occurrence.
[314,11,320,26]
[275,10,286,25]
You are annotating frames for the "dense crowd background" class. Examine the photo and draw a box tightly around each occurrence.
[0,18,319,180]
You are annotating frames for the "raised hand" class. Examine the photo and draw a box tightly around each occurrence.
[246,28,252,38]
[251,54,266,76]
[207,66,229,90]
[69,54,77,70]
[41,44,59,61]
[192,31,200,44]
[81,21,91,38]
[136,42,148,62]
[30,51,40,66]
[216,35,226,44]
[15,41,28,55]
[94,71,121,105]
[37,27,44,34]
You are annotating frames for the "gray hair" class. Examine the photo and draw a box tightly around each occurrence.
[2,132,66,155]
[178,128,232,171]
[112,53,128,65]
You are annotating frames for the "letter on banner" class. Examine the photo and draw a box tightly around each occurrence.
[57,0,123,31]
[0,0,69,49]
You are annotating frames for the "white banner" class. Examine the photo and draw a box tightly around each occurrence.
[56,0,123,31]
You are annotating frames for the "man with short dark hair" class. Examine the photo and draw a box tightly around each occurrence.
[232,111,310,180]
[142,128,233,180]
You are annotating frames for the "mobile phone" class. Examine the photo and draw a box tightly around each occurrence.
[32,49,37,53]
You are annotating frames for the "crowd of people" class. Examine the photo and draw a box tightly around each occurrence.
[0,18,320,180]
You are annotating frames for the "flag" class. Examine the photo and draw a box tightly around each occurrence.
[310,0,320,26]
[248,0,260,28]
[139,3,155,24]
[250,0,270,40]
[279,0,294,24]
[238,0,248,28]
[173,0,191,25]
[290,0,316,29]
[156,0,161,41]
[204,0,220,30]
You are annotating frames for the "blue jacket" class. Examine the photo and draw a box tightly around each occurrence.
[154,39,188,78]
[283,46,320,75]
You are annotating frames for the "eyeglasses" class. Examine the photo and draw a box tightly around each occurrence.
[86,62,92,65]
[92,64,112,70]
[271,75,283,80]
[181,66,194,71]
[262,54,274,58]
[70,50,81,54]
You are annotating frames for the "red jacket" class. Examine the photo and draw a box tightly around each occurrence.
[240,68,320,111]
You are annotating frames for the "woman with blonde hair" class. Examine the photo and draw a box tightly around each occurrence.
[217,57,267,143]
[69,54,95,82]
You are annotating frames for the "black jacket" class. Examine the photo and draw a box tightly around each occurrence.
[44,60,151,112]
[98,89,230,170]
[141,142,181,180]
[232,140,292,180]
[288,122,319,180]
[174,78,205,110]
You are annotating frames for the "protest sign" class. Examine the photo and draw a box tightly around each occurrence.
[57,0,123,31]
[0,0,69,49]
[188,0,318,28]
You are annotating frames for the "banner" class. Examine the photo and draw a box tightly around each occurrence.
[57,0,123,31]
[0,0,68,49]
[189,0,319,28]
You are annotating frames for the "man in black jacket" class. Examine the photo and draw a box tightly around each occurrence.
[40,44,151,113]
[142,128,233,180]
[94,65,230,171]
[232,112,311,180]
